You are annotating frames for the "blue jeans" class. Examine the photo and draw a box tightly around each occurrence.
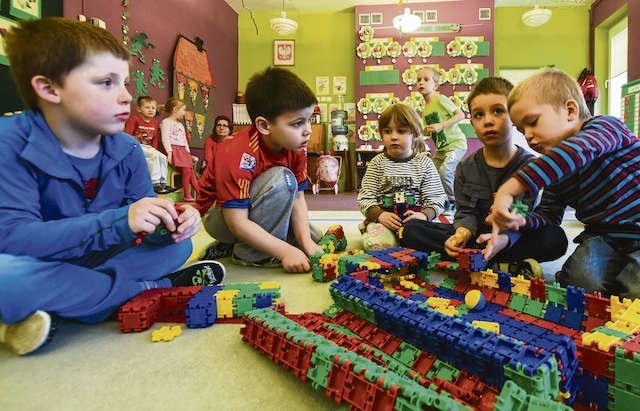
[203,167,318,263]
[556,233,640,298]
[433,148,466,204]
[0,240,192,323]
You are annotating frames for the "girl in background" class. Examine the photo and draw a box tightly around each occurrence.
[357,103,446,251]
[161,97,199,202]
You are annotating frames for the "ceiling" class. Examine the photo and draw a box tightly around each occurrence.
[223,0,593,14]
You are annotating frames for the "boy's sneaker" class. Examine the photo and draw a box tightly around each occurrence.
[231,253,282,269]
[492,258,543,280]
[0,310,55,356]
[202,241,233,260]
[167,260,226,286]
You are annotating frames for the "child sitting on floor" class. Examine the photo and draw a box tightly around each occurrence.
[399,77,567,271]
[488,68,640,298]
[357,103,446,251]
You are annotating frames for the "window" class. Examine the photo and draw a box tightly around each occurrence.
[607,18,627,119]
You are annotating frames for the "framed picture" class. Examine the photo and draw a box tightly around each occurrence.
[370,13,382,25]
[10,0,41,20]
[479,8,492,21]
[273,39,295,66]
[358,14,370,25]
[0,16,19,66]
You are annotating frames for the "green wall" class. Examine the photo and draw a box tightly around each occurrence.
[494,7,590,80]
[238,11,355,104]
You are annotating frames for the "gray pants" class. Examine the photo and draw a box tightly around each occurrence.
[433,148,466,204]
[203,166,319,263]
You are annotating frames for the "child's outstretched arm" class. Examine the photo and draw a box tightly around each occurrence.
[486,177,527,241]
[290,191,323,256]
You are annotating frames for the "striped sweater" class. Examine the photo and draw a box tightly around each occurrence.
[357,151,446,221]
[517,115,640,238]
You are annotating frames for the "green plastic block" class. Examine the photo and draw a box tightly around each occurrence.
[439,277,458,290]
[610,384,640,411]
[426,359,461,382]
[493,380,527,411]
[391,342,421,368]
[614,348,640,389]
[545,282,567,307]
[509,294,528,312]
[503,356,560,401]
[595,326,631,340]
[526,396,572,410]
[523,299,546,318]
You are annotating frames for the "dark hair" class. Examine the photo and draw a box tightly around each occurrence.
[164,97,185,114]
[466,77,514,110]
[245,66,317,123]
[136,96,156,106]
[4,17,130,110]
[212,114,232,142]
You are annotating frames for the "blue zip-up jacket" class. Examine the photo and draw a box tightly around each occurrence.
[0,111,154,260]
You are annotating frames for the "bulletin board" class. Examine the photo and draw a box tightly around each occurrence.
[354,0,494,149]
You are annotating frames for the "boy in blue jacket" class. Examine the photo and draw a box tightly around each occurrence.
[0,18,224,356]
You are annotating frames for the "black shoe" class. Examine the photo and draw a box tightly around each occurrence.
[164,185,178,193]
[153,183,170,194]
[167,260,226,286]
[203,242,233,260]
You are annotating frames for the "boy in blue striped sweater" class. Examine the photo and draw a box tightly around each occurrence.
[489,68,640,298]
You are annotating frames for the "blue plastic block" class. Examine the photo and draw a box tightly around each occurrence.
[185,285,220,328]
[255,293,273,309]
[561,309,585,330]
[544,302,564,323]
[580,370,608,410]
[566,285,586,313]
[498,271,513,292]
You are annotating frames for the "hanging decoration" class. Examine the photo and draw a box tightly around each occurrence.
[131,70,148,97]
[172,35,216,148]
[149,59,166,88]
[121,0,130,45]
[130,32,154,64]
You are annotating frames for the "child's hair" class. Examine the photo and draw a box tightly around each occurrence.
[4,17,130,111]
[164,97,186,115]
[137,96,157,106]
[466,77,514,109]
[378,103,427,154]
[245,66,317,122]
[508,68,592,121]
[417,66,441,84]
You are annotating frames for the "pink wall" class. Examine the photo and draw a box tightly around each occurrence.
[590,0,640,81]
[63,0,238,123]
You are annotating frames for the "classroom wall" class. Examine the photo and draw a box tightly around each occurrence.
[62,0,238,122]
[238,11,355,106]
[494,7,589,80]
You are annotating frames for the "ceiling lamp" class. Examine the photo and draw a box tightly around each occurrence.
[522,5,552,27]
[393,8,422,34]
[270,0,298,36]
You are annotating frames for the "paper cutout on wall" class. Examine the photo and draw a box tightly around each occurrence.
[130,32,154,63]
[149,59,166,88]
[131,70,148,97]
[184,111,194,135]
[172,35,216,148]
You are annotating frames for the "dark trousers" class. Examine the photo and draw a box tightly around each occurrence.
[399,220,568,264]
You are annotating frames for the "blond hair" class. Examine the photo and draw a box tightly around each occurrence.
[508,68,592,121]
[164,97,185,114]
[417,66,440,84]
[378,103,427,154]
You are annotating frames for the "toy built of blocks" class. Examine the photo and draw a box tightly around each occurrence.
[240,245,640,410]
[151,325,182,342]
[118,281,281,332]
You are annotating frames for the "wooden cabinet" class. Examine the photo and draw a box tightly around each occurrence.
[354,149,383,191]
[308,124,325,153]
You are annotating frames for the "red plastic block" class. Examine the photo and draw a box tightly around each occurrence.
[584,292,611,320]
[530,278,547,302]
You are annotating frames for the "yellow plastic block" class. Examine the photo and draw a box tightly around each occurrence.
[510,275,531,297]
[472,320,500,334]
[216,290,237,318]
[582,331,622,352]
[151,325,182,342]
[610,295,633,322]
[259,281,280,290]
[605,319,640,334]
[427,297,451,309]
[469,271,483,286]
[481,269,499,288]
[399,280,419,290]
[620,299,640,322]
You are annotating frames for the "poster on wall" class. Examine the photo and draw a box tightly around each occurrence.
[10,0,41,20]
[172,35,216,148]
[333,76,347,95]
[315,76,330,96]
[0,17,18,66]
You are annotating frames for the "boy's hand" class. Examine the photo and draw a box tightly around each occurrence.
[402,210,426,223]
[486,178,527,244]
[129,197,180,234]
[476,232,509,261]
[282,246,312,273]
[378,211,403,231]
[171,204,201,243]
[444,227,471,258]
[303,240,323,257]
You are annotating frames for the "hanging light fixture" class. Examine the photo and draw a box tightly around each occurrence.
[270,0,298,36]
[393,8,422,34]
[521,5,552,27]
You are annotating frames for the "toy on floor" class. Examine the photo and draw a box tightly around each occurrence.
[311,153,341,195]
[244,244,640,411]
[133,203,184,246]
[151,325,182,342]
[118,282,281,332]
